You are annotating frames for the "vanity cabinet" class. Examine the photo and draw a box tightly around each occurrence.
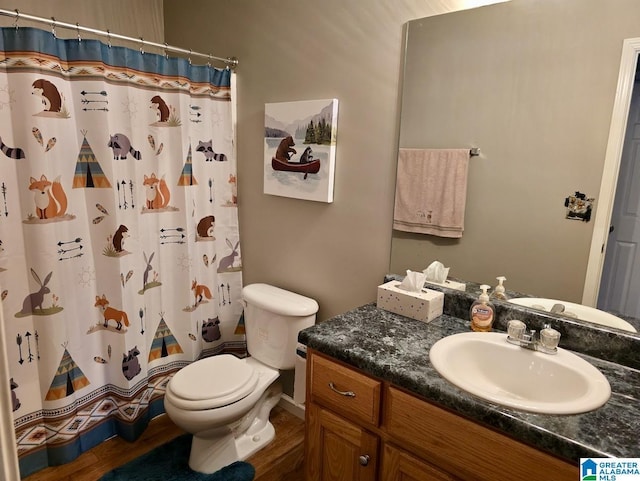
[305,349,578,481]
[305,352,381,480]
[306,403,379,481]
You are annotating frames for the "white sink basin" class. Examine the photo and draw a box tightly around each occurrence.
[509,298,637,333]
[429,332,611,414]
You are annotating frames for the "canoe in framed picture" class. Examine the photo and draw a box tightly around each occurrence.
[264,98,338,203]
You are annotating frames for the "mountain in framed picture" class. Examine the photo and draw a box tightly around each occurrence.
[264,99,338,203]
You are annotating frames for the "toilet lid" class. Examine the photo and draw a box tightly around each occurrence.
[169,354,258,409]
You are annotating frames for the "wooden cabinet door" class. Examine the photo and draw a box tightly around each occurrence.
[384,387,578,481]
[306,403,378,481]
[381,444,458,481]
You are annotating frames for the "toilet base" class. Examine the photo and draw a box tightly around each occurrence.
[188,382,282,474]
[188,420,276,474]
[236,418,276,462]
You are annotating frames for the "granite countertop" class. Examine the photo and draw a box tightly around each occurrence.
[298,303,640,462]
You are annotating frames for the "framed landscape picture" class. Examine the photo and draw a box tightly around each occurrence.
[264,98,338,203]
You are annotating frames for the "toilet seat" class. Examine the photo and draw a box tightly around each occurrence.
[168,354,259,410]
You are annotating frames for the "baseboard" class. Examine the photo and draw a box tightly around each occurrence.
[277,394,305,420]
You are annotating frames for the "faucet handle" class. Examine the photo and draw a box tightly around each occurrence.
[507,319,526,340]
[540,326,561,352]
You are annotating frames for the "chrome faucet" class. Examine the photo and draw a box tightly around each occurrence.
[550,303,565,314]
[506,320,560,354]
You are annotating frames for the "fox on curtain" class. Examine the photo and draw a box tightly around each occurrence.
[0,26,243,477]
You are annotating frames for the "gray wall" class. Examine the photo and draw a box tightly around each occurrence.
[391,0,640,302]
[163,0,503,321]
[0,1,163,42]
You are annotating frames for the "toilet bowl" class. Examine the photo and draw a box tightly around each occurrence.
[164,283,318,474]
[164,355,281,473]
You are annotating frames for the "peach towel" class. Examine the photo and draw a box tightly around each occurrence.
[393,148,470,238]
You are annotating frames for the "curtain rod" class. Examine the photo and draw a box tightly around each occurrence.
[0,8,238,69]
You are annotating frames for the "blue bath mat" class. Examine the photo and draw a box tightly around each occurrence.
[99,433,255,481]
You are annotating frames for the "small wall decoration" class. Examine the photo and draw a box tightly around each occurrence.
[264,99,338,203]
[564,191,594,222]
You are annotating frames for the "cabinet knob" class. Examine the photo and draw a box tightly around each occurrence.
[359,454,370,466]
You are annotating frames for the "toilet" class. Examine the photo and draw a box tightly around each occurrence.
[164,283,318,474]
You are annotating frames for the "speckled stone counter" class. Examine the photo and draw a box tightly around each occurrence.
[298,303,640,462]
[384,273,640,369]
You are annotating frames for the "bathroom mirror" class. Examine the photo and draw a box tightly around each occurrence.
[389,0,640,338]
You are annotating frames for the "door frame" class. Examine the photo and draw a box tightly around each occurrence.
[583,37,640,306]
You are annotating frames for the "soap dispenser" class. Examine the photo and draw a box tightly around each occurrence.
[470,284,495,332]
[490,276,508,301]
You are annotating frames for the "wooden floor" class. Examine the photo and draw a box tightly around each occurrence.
[23,405,305,481]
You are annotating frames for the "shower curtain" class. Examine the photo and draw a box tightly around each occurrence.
[0,26,244,477]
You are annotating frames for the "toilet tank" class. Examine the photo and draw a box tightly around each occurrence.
[242,283,318,370]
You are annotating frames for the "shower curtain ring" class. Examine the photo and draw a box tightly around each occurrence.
[13,9,19,30]
[164,42,169,59]
[76,23,81,43]
[140,37,145,55]
[207,53,212,68]
[107,29,111,48]
[188,49,192,65]
[51,17,57,38]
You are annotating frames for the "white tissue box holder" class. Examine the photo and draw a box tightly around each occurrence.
[424,279,466,291]
[376,280,444,323]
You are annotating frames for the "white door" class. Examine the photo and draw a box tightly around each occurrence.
[598,79,640,316]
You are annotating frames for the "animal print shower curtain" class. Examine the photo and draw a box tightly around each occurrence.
[0,27,244,477]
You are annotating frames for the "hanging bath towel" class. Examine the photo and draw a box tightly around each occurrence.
[393,148,470,238]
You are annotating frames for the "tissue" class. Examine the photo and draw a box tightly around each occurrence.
[422,261,466,291]
[399,270,426,292]
[423,261,449,283]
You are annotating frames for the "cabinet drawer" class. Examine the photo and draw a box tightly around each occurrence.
[309,352,381,426]
[385,386,577,481]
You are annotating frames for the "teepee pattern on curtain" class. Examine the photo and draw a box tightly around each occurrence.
[44,345,91,401]
[0,27,243,477]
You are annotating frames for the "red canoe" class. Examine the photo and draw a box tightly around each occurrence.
[272,157,320,178]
